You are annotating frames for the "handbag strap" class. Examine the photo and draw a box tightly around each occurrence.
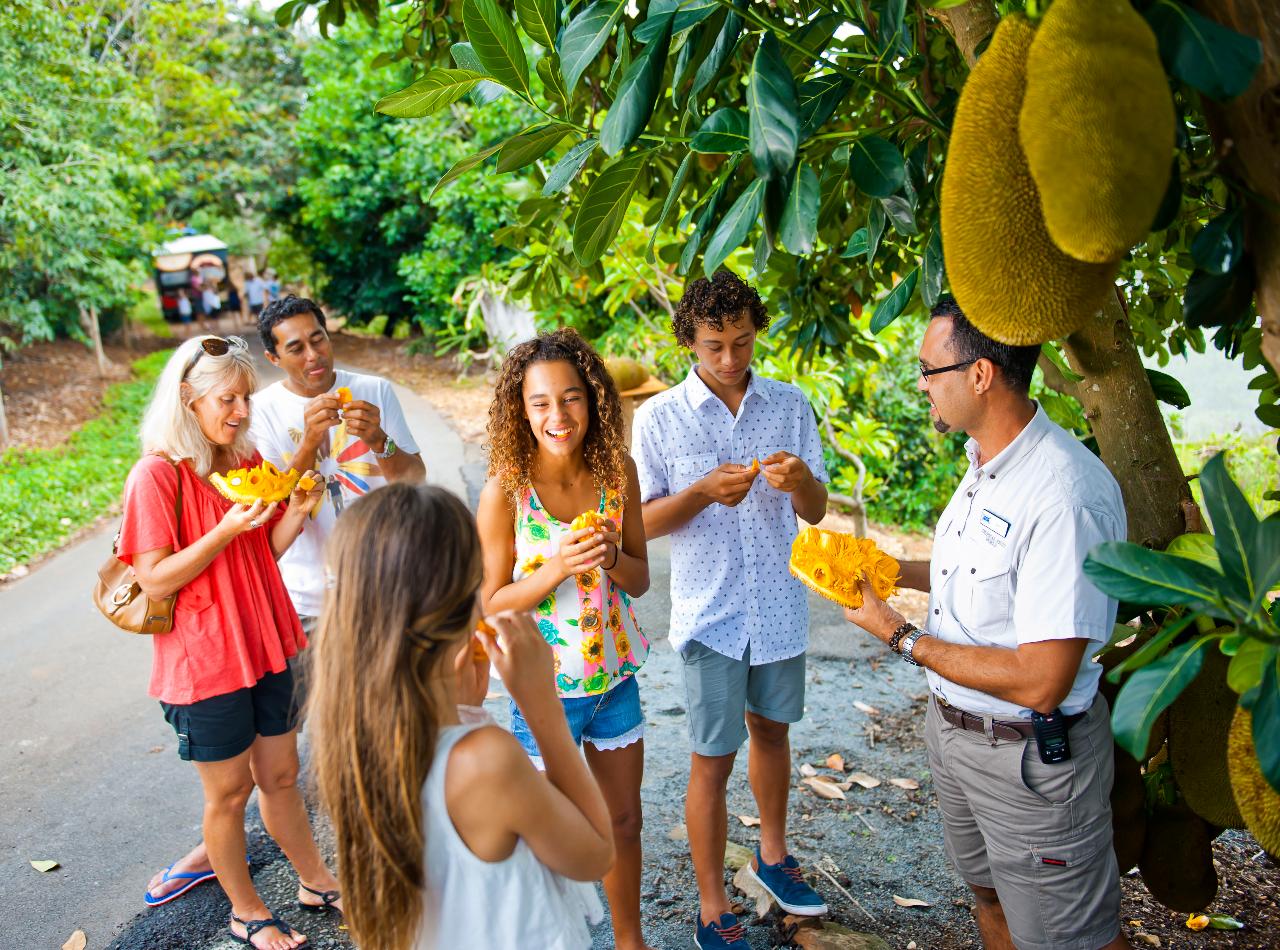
[166,456,184,550]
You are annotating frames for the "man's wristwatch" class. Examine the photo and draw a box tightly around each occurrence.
[374,435,398,459]
[888,621,916,655]
[899,628,928,667]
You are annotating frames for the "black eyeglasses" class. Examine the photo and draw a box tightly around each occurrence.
[184,335,247,378]
[919,359,976,379]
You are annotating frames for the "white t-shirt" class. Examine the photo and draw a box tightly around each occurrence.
[244,277,267,306]
[925,404,1125,718]
[202,288,220,312]
[249,370,420,617]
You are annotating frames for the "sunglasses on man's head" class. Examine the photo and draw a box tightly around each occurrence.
[184,335,247,378]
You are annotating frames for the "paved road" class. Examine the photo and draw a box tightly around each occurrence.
[0,344,467,948]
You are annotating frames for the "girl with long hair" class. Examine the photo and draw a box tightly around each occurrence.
[309,484,613,949]
[120,335,336,949]
[476,328,654,950]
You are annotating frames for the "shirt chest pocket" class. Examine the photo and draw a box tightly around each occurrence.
[671,452,717,493]
[965,559,1013,633]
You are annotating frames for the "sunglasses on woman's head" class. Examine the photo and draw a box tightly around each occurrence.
[184,335,248,378]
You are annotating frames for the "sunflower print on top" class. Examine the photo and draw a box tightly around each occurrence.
[513,484,648,697]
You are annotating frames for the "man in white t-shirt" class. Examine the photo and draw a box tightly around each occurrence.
[244,273,269,319]
[250,294,426,624]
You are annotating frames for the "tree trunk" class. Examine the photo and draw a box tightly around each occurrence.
[934,2,1192,549]
[1062,292,1192,549]
[1194,1,1280,379]
[81,304,110,378]
[0,370,9,450]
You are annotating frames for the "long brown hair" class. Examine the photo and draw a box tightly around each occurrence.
[486,327,627,504]
[309,484,482,950]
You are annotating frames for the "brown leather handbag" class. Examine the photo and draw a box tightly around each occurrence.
[94,457,184,635]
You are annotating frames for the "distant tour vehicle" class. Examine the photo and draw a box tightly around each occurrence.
[152,232,229,321]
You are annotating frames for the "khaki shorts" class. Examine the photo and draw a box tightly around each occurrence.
[924,695,1120,950]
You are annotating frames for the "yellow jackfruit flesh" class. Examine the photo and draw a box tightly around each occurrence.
[788,526,900,610]
[1169,646,1245,829]
[1020,0,1175,263]
[1227,708,1280,858]
[941,15,1117,346]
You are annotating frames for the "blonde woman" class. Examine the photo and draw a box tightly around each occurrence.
[118,335,338,950]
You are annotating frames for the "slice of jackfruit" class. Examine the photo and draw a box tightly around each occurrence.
[1227,707,1280,858]
[1169,645,1246,829]
[1019,0,1175,263]
[941,15,1117,345]
[788,526,899,610]
[210,461,302,506]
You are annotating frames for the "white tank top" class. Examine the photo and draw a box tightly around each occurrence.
[415,723,604,949]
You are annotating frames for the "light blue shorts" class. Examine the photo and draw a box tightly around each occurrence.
[509,674,644,768]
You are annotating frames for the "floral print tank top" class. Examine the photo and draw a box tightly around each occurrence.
[513,483,649,697]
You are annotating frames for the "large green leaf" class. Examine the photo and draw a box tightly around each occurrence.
[1245,654,1280,792]
[871,268,917,333]
[747,33,799,181]
[516,0,559,50]
[463,0,531,97]
[1183,262,1257,329]
[1084,541,1226,613]
[1228,637,1273,695]
[375,69,484,117]
[778,162,819,256]
[867,201,886,264]
[572,153,647,265]
[879,194,918,236]
[690,108,748,153]
[1111,636,1212,761]
[1103,612,1199,683]
[600,15,673,155]
[921,228,944,310]
[798,75,850,142]
[1201,452,1280,605]
[1191,207,1245,276]
[849,135,906,199]
[1145,0,1263,102]
[785,12,843,72]
[537,54,570,111]
[560,0,625,90]
[703,178,765,276]
[451,43,507,104]
[429,142,502,200]
[635,0,716,42]
[647,152,692,262]
[542,137,598,195]
[497,123,572,172]
[1145,367,1191,410]
[689,9,742,105]
[841,227,869,260]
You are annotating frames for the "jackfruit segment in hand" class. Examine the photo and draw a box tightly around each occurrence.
[603,356,650,392]
[788,526,900,610]
[210,459,302,505]
[940,14,1117,346]
[1169,645,1245,829]
[334,386,353,407]
[570,511,609,533]
[747,458,760,475]
[1228,707,1280,858]
[297,475,318,492]
[1019,0,1175,263]
[1139,799,1219,912]
[473,618,495,662]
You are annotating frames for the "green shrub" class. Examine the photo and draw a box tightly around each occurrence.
[0,349,172,574]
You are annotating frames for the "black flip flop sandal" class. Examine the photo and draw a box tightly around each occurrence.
[297,882,342,914]
[230,913,307,947]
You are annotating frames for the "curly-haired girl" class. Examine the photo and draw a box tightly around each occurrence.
[477,327,654,950]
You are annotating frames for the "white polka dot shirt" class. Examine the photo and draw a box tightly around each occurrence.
[633,366,828,664]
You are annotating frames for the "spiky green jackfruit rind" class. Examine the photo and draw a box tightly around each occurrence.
[1169,648,1246,829]
[1020,0,1175,263]
[941,15,1117,346]
[1139,800,1219,912]
[1228,708,1280,858]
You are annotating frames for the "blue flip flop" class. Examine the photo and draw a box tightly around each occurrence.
[144,863,217,907]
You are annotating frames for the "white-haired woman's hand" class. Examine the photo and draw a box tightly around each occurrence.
[220,498,278,537]
[289,470,325,517]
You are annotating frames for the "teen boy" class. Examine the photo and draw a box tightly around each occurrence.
[633,271,829,950]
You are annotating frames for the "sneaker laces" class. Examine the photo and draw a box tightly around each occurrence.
[712,919,747,942]
[782,863,805,883]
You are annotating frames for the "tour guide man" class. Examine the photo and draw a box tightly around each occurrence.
[844,297,1129,950]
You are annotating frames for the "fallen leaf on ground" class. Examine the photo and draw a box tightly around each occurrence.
[848,772,881,789]
[826,753,845,771]
[803,777,846,800]
[667,823,687,841]
[732,863,775,917]
[62,930,87,950]
[809,773,841,784]
[724,840,753,870]
[853,700,881,715]
[1134,934,1161,948]
[892,895,931,908]
[799,762,818,777]
[30,860,59,873]
[148,745,164,753]
[907,943,918,950]
[738,815,761,827]
[889,777,920,790]
[1207,914,1244,931]
[1185,914,1209,932]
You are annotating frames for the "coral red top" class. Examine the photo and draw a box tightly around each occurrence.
[117,453,306,705]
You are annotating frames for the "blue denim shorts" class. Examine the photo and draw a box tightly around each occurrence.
[510,673,645,767]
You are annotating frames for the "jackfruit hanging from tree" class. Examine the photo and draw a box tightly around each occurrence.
[1168,644,1246,829]
[1227,707,1280,858]
[940,15,1117,346]
[1019,0,1176,263]
[1138,797,1219,912]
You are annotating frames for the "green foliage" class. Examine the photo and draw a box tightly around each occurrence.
[0,350,173,574]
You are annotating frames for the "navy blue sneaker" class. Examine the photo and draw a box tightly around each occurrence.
[694,911,750,949]
[744,847,829,916]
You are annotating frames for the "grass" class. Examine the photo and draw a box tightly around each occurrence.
[1175,430,1280,520]
[0,349,173,575]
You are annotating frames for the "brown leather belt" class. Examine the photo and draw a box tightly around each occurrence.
[934,697,1084,742]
